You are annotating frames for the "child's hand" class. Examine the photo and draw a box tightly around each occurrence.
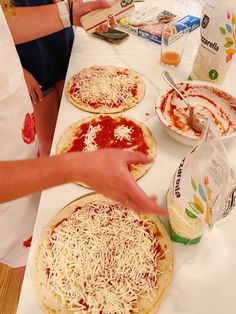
[22,68,43,104]
[73,0,111,27]
[95,15,117,33]
[70,149,168,216]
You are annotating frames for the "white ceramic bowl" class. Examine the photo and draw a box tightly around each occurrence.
[155,81,236,146]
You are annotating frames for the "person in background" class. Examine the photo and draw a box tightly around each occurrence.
[15,0,74,157]
[0,1,167,275]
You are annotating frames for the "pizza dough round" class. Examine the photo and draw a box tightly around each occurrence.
[33,193,173,314]
[66,65,146,113]
[56,114,156,186]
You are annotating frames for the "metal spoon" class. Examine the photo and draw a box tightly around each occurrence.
[161,70,207,133]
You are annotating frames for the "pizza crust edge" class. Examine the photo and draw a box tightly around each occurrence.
[56,114,157,187]
[66,65,146,114]
[33,193,173,314]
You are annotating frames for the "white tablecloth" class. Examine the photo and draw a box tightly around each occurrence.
[17,0,236,313]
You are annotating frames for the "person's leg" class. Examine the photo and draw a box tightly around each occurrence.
[17,266,25,279]
[54,79,65,107]
[33,88,59,157]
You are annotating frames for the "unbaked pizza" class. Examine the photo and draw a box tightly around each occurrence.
[33,193,173,314]
[66,65,146,113]
[56,114,156,185]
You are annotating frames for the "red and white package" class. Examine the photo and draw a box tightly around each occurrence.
[80,0,135,33]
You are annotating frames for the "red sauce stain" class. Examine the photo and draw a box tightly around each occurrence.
[183,83,192,92]
[52,207,81,232]
[153,230,162,237]
[79,299,89,310]
[191,94,217,107]
[160,85,235,136]
[22,113,36,144]
[131,85,138,96]
[54,218,68,229]
[155,242,165,260]
[22,235,32,248]
[204,176,209,185]
[70,85,80,94]
[46,267,50,277]
[160,93,169,112]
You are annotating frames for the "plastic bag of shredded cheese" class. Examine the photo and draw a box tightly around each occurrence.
[189,1,236,85]
[167,118,236,245]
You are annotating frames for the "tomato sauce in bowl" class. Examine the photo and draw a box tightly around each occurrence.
[156,81,236,146]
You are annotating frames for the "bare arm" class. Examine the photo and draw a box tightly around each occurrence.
[0,149,167,216]
[4,0,111,44]
[5,4,63,44]
[0,154,72,202]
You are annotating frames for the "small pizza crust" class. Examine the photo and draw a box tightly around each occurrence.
[66,65,146,113]
[56,114,156,187]
[33,193,173,314]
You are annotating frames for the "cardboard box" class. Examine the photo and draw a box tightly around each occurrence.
[80,0,135,34]
[118,6,200,44]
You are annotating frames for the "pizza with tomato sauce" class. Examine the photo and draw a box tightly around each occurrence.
[56,114,156,186]
[66,66,146,113]
[33,193,173,314]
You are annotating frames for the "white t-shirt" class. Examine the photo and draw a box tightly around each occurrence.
[0,7,40,268]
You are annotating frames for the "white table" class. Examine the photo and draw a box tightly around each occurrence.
[17,1,236,313]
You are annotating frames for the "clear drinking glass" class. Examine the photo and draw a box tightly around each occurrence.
[160,23,189,67]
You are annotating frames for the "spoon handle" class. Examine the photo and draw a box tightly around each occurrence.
[161,71,191,109]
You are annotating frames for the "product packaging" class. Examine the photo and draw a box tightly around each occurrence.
[118,5,200,44]
[80,0,135,34]
[167,119,236,245]
[189,1,236,84]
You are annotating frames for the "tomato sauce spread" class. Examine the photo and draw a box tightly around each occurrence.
[67,116,149,154]
[159,83,236,138]
[69,67,138,108]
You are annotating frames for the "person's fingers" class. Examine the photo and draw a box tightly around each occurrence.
[150,195,157,202]
[29,88,39,104]
[122,150,153,165]
[33,84,43,101]
[110,20,117,29]
[129,194,168,216]
[96,23,109,33]
[99,186,167,217]
[78,0,111,17]
[92,187,126,208]
[124,177,168,216]
[107,14,117,28]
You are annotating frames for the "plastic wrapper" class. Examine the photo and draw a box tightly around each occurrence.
[118,5,200,44]
[189,1,236,84]
[167,118,236,245]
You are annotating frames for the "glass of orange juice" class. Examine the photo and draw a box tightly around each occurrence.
[160,23,189,67]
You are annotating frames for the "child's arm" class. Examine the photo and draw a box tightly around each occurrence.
[0,149,167,216]
[22,68,43,104]
[4,0,111,44]
[5,4,63,44]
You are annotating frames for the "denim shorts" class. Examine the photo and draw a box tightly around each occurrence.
[42,87,53,97]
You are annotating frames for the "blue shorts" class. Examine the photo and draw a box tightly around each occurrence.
[15,1,74,91]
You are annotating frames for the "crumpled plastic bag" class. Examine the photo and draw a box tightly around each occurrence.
[167,118,236,245]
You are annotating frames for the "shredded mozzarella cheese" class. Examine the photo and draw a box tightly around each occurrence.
[71,67,137,107]
[114,125,133,141]
[42,201,160,314]
[83,124,101,152]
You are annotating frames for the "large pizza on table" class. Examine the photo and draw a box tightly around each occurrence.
[56,114,156,184]
[33,193,173,314]
[66,65,146,113]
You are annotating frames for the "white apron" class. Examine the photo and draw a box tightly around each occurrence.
[0,7,40,268]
